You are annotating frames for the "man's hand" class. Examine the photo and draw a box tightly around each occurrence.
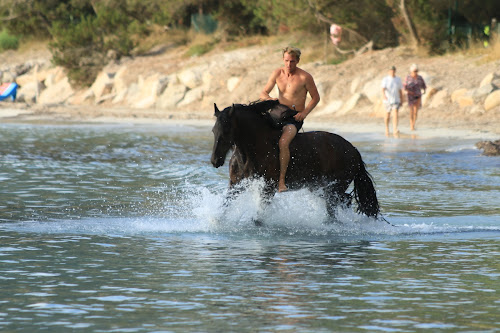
[294,111,307,122]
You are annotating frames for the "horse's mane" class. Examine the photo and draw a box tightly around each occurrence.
[234,99,281,114]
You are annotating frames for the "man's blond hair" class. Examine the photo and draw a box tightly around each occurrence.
[282,46,301,60]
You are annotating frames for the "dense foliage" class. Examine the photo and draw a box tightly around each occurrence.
[1,0,498,85]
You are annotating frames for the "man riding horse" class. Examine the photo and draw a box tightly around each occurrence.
[259,46,320,192]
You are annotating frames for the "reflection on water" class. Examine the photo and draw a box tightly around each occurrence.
[0,122,499,332]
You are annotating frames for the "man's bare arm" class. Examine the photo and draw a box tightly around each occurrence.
[295,74,320,121]
[260,69,280,101]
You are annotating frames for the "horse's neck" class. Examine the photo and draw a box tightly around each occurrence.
[233,109,278,156]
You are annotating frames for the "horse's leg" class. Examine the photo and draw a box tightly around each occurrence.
[324,182,352,220]
[254,181,276,226]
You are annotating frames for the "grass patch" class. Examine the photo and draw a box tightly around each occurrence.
[0,29,19,51]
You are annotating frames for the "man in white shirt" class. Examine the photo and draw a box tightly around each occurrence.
[381,66,403,137]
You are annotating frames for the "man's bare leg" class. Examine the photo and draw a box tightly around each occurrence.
[384,112,390,137]
[392,109,399,137]
[278,125,298,192]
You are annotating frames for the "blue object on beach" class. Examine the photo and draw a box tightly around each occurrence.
[0,82,18,101]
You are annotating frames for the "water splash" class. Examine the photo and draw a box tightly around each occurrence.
[2,178,499,238]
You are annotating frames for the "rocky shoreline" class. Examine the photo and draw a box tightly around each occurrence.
[1,43,500,151]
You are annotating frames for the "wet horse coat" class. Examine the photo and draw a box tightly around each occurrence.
[210,100,380,218]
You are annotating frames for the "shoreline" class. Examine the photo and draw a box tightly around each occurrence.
[1,104,498,141]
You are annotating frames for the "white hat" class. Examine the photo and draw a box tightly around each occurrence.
[410,63,418,72]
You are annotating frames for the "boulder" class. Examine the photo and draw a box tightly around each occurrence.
[157,83,187,108]
[2,71,16,82]
[350,76,361,94]
[227,76,241,92]
[38,76,74,104]
[91,71,114,101]
[476,140,500,156]
[362,78,383,104]
[422,86,437,106]
[68,89,95,105]
[15,73,36,87]
[479,73,498,88]
[113,66,132,96]
[338,93,369,115]
[484,90,500,111]
[451,88,468,104]
[429,89,449,109]
[132,74,170,109]
[472,83,497,99]
[16,81,45,103]
[457,95,474,108]
[313,100,343,117]
[178,68,203,89]
[177,86,204,107]
[41,67,66,87]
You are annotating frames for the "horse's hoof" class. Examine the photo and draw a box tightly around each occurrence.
[254,220,264,227]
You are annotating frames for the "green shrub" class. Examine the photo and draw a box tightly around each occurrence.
[0,29,19,51]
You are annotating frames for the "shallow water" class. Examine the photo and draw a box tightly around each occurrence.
[1,122,499,332]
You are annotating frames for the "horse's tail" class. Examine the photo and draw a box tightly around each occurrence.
[353,160,380,218]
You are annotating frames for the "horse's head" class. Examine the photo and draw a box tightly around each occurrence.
[211,103,235,168]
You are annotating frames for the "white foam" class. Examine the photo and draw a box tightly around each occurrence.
[2,179,499,238]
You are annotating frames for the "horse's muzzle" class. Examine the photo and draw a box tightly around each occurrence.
[211,155,224,168]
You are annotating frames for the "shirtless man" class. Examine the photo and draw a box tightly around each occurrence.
[260,46,320,192]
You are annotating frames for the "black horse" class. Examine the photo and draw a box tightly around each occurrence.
[210,100,380,219]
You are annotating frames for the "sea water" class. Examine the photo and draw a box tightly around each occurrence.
[0,122,499,332]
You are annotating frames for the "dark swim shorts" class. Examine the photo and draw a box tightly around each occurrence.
[282,118,303,131]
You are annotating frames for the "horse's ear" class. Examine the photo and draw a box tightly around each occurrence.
[229,104,235,116]
[214,103,220,116]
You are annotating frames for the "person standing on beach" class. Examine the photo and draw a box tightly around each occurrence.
[404,64,426,131]
[260,46,320,192]
[381,65,403,137]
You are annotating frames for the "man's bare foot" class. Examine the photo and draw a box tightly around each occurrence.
[278,184,288,192]
[393,130,400,138]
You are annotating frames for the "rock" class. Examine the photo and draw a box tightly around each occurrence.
[476,140,500,156]
[68,89,95,105]
[338,93,369,115]
[177,68,203,89]
[41,67,66,87]
[2,71,16,82]
[16,81,45,103]
[14,73,35,86]
[472,83,497,99]
[177,86,204,107]
[429,89,449,109]
[38,76,74,104]
[457,95,474,108]
[484,90,500,111]
[113,66,132,96]
[227,76,241,92]
[157,83,187,108]
[132,74,170,109]
[350,76,361,94]
[479,73,498,88]
[91,71,114,101]
[451,88,468,104]
[313,100,343,117]
[422,86,437,106]
[369,99,386,118]
[362,78,383,104]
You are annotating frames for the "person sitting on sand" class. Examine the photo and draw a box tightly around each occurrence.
[260,46,320,192]
[381,65,403,137]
